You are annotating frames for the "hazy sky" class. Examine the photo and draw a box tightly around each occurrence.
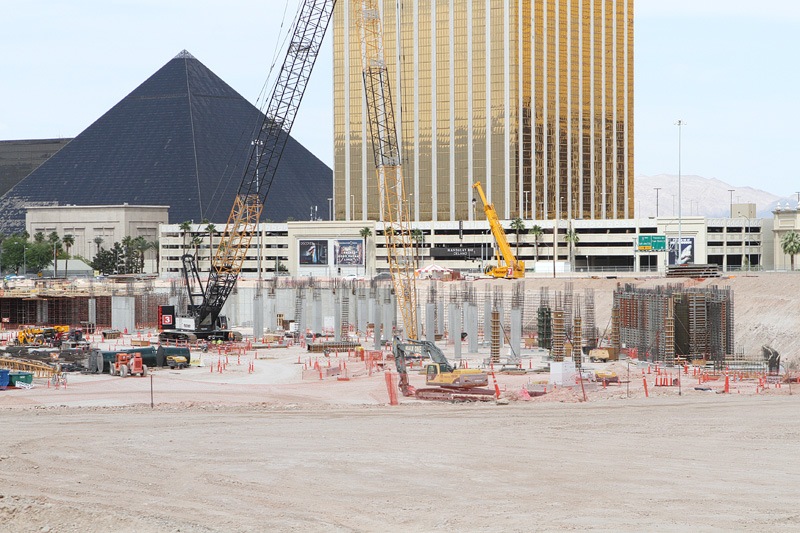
[2,1,799,197]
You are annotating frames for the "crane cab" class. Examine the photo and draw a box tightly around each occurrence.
[425,363,489,388]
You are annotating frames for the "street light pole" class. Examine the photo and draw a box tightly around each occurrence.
[676,119,684,265]
[728,189,735,217]
[654,187,661,217]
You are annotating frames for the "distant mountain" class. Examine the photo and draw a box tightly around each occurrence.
[634,174,797,219]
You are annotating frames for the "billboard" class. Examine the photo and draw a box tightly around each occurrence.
[668,236,694,265]
[334,239,364,265]
[430,245,482,260]
[299,240,328,265]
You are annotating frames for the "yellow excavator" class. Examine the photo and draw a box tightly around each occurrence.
[472,181,525,279]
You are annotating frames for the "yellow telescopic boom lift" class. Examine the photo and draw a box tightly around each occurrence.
[472,181,525,279]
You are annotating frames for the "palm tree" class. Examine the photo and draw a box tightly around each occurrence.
[529,225,544,263]
[48,231,61,277]
[133,236,149,273]
[411,229,424,269]
[179,220,192,254]
[509,217,526,257]
[150,238,160,274]
[191,235,203,260]
[781,231,800,270]
[564,228,580,271]
[62,234,75,278]
[205,223,217,266]
[360,227,372,275]
[94,236,104,253]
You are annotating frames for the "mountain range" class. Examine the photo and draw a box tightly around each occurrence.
[634,174,798,219]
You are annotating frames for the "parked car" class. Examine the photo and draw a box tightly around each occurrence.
[372,272,392,281]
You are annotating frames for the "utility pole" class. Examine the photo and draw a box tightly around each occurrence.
[728,189,735,217]
[654,187,661,217]
[675,119,684,265]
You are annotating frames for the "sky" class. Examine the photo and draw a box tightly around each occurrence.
[2,1,799,198]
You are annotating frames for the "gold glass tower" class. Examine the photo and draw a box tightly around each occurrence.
[333,0,634,222]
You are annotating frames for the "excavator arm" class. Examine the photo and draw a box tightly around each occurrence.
[472,181,525,279]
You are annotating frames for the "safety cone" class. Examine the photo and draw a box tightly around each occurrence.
[724,374,730,393]
[643,375,649,398]
[491,372,501,399]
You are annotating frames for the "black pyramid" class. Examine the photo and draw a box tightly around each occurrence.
[0,51,331,233]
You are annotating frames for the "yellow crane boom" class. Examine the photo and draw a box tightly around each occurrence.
[355,0,418,339]
[472,181,525,279]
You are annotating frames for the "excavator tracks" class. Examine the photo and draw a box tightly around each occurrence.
[414,387,497,402]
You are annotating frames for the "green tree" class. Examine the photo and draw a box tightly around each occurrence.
[1,234,27,274]
[62,234,75,277]
[205,223,217,265]
[564,228,580,271]
[781,231,800,271]
[179,220,193,254]
[150,239,160,274]
[47,232,61,278]
[133,236,150,273]
[411,229,425,269]
[190,235,203,260]
[93,236,104,254]
[510,217,527,257]
[360,227,372,276]
[33,231,45,244]
[529,225,544,262]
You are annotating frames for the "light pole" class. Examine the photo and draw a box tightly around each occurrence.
[252,139,264,280]
[654,187,661,217]
[327,198,333,221]
[728,189,735,217]
[676,119,685,265]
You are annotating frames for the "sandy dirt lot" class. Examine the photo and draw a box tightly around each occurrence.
[2,340,800,532]
[2,273,800,531]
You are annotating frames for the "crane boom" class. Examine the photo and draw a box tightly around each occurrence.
[472,181,525,279]
[181,0,337,335]
[355,0,418,339]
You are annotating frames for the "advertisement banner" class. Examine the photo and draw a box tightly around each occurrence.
[668,236,694,265]
[299,240,328,265]
[430,245,482,260]
[334,239,364,265]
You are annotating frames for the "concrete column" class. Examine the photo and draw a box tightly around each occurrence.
[466,303,478,353]
[436,300,444,337]
[484,298,492,346]
[510,307,521,362]
[451,303,462,360]
[88,298,97,328]
[334,293,342,342]
[111,296,135,333]
[313,292,322,335]
[253,293,264,340]
[426,302,436,342]
[266,297,276,331]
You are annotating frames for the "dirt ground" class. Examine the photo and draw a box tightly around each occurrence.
[2,273,800,532]
[2,340,800,532]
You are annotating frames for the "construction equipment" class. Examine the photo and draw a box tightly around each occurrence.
[393,338,495,401]
[109,352,148,377]
[16,325,70,346]
[355,0,417,339]
[166,355,189,369]
[472,181,525,279]
[160,0,336,344]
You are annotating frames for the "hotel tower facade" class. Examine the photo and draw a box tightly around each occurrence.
[333,0,634,222]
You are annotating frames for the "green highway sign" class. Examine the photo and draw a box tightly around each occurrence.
[638,235,666,251]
